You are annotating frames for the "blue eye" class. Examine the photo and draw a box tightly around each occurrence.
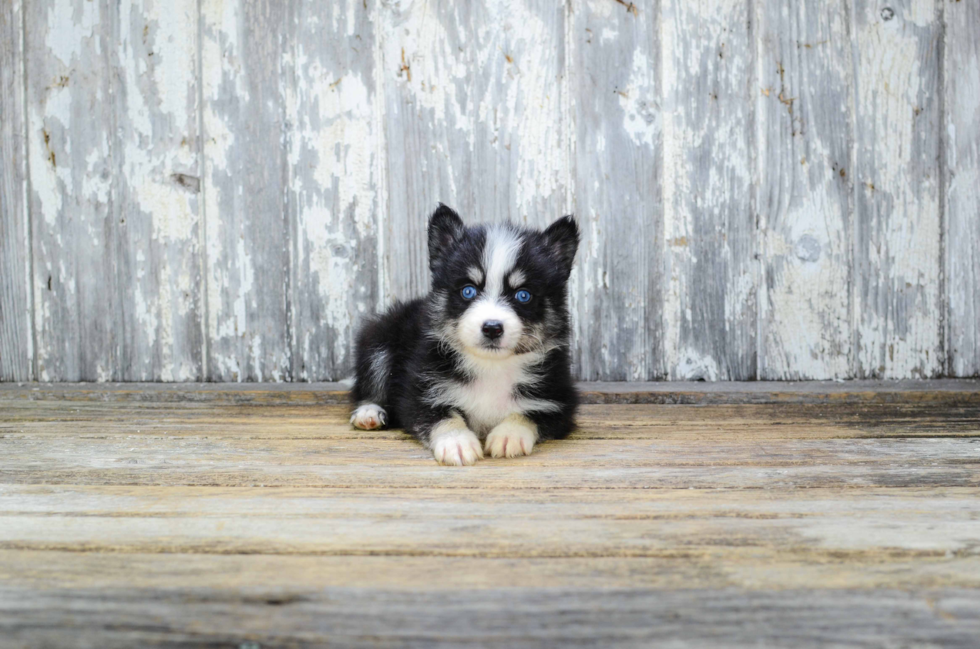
[515,289,531,303]
[461,285,478,300]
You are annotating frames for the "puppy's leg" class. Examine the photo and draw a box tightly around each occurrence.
[427,413,483,466]
[485,413,539,459]
[350,323,394,429]
[350,403,387,430]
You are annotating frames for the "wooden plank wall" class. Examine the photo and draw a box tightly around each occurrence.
[0,0,977,382]
[944,0,980,378]
[756,0,853,380]
[0,1,32,381]
[569,0,661,381]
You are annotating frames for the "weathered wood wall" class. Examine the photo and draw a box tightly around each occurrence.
[0,0,977,382]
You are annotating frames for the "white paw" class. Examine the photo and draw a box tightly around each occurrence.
[350,403,387,430]
[430,418,483,467]
[485,415,538,459]
[432,432,483,466]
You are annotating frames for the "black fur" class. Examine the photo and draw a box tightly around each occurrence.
[351,205,579,452]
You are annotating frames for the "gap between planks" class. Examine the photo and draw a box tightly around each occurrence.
[0,380,978,405]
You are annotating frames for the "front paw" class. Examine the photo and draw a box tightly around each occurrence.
[432,430,483,466]
[430,417,483,466]
[485,414,538,459]
[350,403,387,430]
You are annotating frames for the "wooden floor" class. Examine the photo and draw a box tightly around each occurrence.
[1,381,979,648]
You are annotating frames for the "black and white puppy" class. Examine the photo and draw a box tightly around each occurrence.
[349,204,579,466]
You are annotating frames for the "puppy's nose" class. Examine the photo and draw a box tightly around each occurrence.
[481,321,504,340]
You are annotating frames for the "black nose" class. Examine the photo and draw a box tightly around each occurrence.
[481,321,504,340]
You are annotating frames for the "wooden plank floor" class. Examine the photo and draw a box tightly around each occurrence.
[1,382,979,648]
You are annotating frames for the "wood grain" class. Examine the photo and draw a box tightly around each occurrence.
[1,400,978,491]
[113,0,204,381]
[1,581,976,648]
[0,0,32,382]
[568,0,662,381]
[3,485,980,558]
[21,1,203,382]
[1,391,979,646]
[380,0,568,301]
[26,0,120,381]
[285,0,382,381]
[662,0,757,380]
[944,0,980,378]
[852,0,942,379]
[756,0,852,380]
[2,401,979,439]
[2,548,979,592]
[201,0,290,381]
[2,437,976,490]
[2,379,979,405]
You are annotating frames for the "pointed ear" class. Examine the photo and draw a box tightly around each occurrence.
[542,215,579,279]
[428,203,465,273]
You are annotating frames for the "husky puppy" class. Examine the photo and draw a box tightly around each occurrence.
[350,204,579,466]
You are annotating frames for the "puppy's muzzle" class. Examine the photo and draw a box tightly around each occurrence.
[481,320,504,341]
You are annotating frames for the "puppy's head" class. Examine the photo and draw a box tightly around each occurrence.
[427,204,579,359]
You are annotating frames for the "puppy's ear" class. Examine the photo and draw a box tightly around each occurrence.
[428,203,465,272]
[543,215,579,280]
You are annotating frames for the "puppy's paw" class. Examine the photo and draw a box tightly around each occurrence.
[350,403,387,430]
[485,414,538,459]
[430,416,483,466]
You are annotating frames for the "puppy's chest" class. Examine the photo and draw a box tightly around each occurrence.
[452,366,528,434]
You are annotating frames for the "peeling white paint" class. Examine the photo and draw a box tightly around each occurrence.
[854,0,941,378]
[567,0,661,380]
[0,0,34,381]
[619,51,660,149]
[382,0,567,304]
[285,1,382,380]
[28,109,65,228]
[943,0,980,378]
[674,348,721,382]
[906,0,936,27]
[29,0,117,380]
[663,0,754,380]
[133,249,159,350]
[507,2,566,215]
[756,0,852,380]
[9,0,971,382]
[44,0,100,67]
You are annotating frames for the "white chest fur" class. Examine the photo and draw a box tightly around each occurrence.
[427,352,558,436]
[455,360,527,434]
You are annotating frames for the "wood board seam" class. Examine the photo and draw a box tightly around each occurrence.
[845,0,857,382]
[373,0,390,313]
[21,0,37,383]
[0,541,975,563]
[937,0,949,377]
[751,0,763,382]
[196,0,209,382]
[1,481,974,491]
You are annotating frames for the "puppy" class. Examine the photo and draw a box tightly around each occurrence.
[349,204,579,466]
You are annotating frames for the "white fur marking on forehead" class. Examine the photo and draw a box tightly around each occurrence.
[482,226,522,297]
[467,266,484,284]
[508,269,526,287]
